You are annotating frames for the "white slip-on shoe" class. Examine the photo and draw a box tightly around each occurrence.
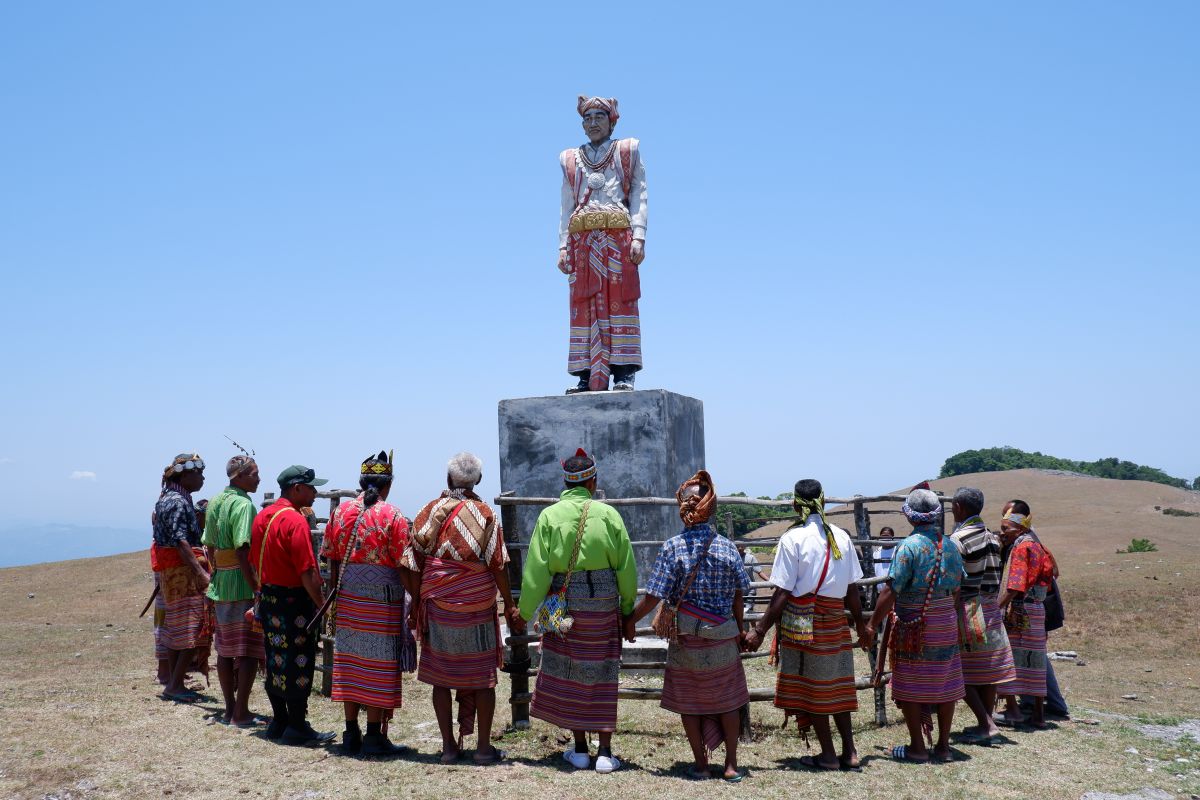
[563,749,591,769]
[595,754,621,774]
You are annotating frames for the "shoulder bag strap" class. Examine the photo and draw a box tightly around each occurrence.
[560,500,591,593]
[813,531,834,594]
[673,527,718,606]
[257,506,298,581]
[330,500,372,599]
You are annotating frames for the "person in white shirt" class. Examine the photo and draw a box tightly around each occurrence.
[744,479,866,771]
[873,526,897,579]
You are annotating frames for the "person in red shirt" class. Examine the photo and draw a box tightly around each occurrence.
[250,464,335,746]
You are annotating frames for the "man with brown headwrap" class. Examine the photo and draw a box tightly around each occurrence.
[626,470,750,782]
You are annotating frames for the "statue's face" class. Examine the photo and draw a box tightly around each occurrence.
[582,110,611,144]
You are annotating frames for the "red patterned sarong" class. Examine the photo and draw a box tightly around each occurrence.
[566,227,642,389]
[152,545,215,654]
[417,558,502,690]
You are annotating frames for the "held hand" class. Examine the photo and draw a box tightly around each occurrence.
[860,623,876,651]
[557,248,572,275]
[506,607,526,633]
[622,617,637,643]
[195,571,210,593]
[743,629,762,653]
[630,239,645,265]
[855,620,869,650]
[407,603,420,633]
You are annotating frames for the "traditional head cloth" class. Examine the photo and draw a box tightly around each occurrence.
[577,95,619,126]
[163,452,204,481]
[226,455,256,479]
[676,470,716,527]
[1002,509,1033,531]
[360,450,393,477]
[562,447,597,483]
[794,489,843,560]
[902,487,943,526]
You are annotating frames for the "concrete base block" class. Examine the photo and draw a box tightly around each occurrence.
[497,389,705,575]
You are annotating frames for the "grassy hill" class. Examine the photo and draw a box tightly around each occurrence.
[1,469,1198,799]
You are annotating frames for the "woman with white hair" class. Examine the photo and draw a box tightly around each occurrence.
[864,485,967,763]
[403,452,519,765]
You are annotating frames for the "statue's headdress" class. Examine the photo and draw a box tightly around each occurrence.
[577,95,619,126]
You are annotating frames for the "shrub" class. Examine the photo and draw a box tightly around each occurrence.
[1162,507,1200,518]
[1117,538,1158,553]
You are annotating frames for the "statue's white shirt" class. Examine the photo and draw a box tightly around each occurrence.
[558,138,647,248]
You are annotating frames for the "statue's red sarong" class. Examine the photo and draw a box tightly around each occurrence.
[566,226,642,390]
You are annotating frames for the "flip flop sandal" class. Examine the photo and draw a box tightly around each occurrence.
[839,756,863,771]
[161,690,202,704]
[890,745,929,764]
[798,755,840,771]
[685,768,712,780]
[723,769,747,784]
[440,749,461,765]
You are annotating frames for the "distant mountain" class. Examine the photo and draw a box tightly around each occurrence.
[0,523,147,568]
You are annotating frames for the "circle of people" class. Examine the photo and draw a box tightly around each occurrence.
[149,447,1061,781]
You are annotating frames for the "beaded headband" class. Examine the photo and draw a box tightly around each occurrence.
[562,447,597,483]
[361,449,394,476]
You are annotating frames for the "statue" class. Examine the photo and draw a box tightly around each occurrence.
[558,96,647,394]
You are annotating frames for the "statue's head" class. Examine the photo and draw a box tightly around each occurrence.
[577,95,618,144]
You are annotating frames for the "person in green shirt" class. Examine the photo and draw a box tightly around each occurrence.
[515,449,637,775]
[201,455,264,727]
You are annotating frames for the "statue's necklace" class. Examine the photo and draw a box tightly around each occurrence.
[578,141,617,189]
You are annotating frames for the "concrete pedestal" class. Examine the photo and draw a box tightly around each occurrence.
[497,389,704,575]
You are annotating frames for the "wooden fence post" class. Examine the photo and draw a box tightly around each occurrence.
[854,497,888,727]
[500,499,531,729]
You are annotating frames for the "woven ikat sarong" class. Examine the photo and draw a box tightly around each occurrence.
[774,595,857,729]
[891,593,966,706]
[566,227,642,389]
[531,569,622,732]
[661,610,748,752]
[959,593,1016,687]
[332,563,413,709]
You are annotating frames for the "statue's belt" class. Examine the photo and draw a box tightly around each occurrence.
[568,210,631,234]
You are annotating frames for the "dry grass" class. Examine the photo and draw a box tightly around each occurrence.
[2,470,1199,799]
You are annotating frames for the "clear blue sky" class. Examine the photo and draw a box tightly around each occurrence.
[1,2,1197,552]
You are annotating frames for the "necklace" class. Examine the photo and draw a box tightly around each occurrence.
[578,141,617,171]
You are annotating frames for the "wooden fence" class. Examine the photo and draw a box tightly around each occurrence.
[265,488,950,729]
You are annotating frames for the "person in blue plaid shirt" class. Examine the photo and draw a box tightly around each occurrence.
[625,470,750,782]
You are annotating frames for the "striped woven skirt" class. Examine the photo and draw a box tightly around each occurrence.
[774,595,857,728]
[332,564,413,709]
[891,593,965,705]
[157,554,215,652]
[661,608,747,751]
[959,593,1016,687]
[153,574,168,661]
[418,560,501,691]
[214,599,265,660]
[1002,596,1047,697]
[531,569,621,732]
